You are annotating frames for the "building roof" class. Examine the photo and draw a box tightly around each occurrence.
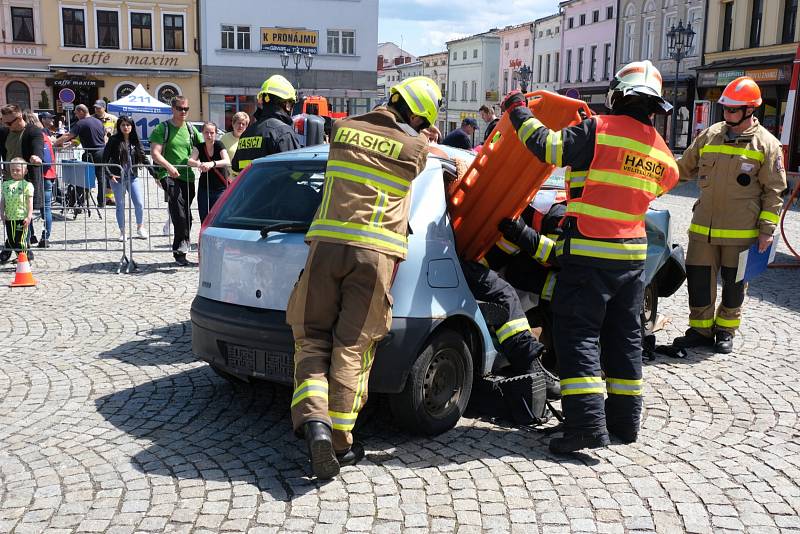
[446,30,500,45]
[495,22,534,35]
[535,12,562,25]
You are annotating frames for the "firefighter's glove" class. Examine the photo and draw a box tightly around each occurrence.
[577,107,589,121]
[499,217,527,244]
[501,91,526,113]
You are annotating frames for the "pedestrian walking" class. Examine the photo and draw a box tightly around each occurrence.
[103,116,149,241]
[221,112,249,179]
[189,122,230,223]
[672,76,786,354]
[149,96,203,266]
[502,60,680,454]
[0,158,34,263]
[287,76,441,479]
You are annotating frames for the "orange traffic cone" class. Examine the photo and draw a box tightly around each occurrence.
[10,252,36,287]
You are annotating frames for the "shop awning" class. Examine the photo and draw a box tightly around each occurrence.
[694,54,794,71]
[694,54,794,87]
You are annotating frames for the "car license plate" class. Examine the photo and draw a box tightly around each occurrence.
[227,344,256,373]
[264,350,293,382]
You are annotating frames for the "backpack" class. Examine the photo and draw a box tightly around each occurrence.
[160,120,199,146]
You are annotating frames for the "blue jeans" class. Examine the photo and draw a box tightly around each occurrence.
[40,179,53,239]
[108,173,144,230]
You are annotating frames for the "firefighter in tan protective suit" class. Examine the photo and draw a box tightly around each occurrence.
[287,77,442,479]
[673,76,786,354]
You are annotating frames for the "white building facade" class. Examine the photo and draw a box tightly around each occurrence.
[445,31,500,135]
[531,14,562,93]
[199,0,378,129]
[419,51,448,133]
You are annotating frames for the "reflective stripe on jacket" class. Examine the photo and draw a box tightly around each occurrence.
[677,119,786,245]
[306,107,428,259]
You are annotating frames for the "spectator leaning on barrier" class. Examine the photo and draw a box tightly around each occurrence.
[672,77,786,355]
[104,116,149,241]
[0,158,34,264]
[220,111,249,179]
[149,95,203,267]
[441,117,477,150]
[53,104,107,211]
[189,121,230,223]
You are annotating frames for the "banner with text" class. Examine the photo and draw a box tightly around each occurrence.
[261,28,318,54]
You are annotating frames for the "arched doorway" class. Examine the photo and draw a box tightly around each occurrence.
[6,81,31,109]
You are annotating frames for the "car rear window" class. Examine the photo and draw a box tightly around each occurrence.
[211,159,327,230]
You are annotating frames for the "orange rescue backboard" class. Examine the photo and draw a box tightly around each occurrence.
[447,90,592,261]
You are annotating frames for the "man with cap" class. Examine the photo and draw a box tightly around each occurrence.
[38,112,58,139]
[441,117,477,150]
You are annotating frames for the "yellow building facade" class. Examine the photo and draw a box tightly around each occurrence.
[0,0,199,117]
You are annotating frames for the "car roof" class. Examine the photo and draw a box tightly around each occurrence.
[250,143,475,166]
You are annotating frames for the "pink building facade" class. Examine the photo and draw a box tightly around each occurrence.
[497,23,534,98]
[560,0,617,112]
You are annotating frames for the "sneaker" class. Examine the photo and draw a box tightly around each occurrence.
[0,250,11,264]
[136,226,149,239]
[714,331,734,354]
[106,197,116,206]
[37,238,49,249]
[30,234,38,244]
[174,254,189,267]
[549,432,610,454]
[672,328,714,349]
[118,230,126,242]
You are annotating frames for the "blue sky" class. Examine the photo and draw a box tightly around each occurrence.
[378,0,562,56]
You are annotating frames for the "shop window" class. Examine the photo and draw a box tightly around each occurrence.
[115,83,136,100]
[97,10,119,49]
[11,7,34,43]
[783,0,798,43]
[62,8,85,47]
[131,12,152,51]
[6,81,30,110]
[327,30,355,55]
[503,70,508,94]
[223,94,256,130]
[163,14,184,52]
[157,84,180,105]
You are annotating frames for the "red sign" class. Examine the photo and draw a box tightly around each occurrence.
[509,58,522,68]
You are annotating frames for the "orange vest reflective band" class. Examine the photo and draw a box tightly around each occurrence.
[566,115,679,239]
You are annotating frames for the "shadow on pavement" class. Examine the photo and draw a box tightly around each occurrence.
[99,321,197,366]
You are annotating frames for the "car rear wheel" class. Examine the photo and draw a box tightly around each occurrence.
[642,281,658,335]
[389,329,473,436]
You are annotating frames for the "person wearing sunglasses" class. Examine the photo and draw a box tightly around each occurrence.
[149,95,203,266]
[673,76,786,355]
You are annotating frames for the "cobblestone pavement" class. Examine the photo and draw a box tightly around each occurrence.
[1,184,800,534]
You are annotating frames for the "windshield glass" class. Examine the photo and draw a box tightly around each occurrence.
[212,160,327,230]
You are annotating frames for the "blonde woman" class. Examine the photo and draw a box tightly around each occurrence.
[221,112,250,178]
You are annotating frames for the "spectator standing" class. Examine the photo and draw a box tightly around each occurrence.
[94,100,117,205]
[479,105,499,143]
[441,117,477,150]
[0,158,34,263]
[39,112,58,139]
[220,111,249,178]
[149,96,202,266]
[23,110,56,248]
[103,116,149,241]
[53,104,107,211]
[189,122,230,222]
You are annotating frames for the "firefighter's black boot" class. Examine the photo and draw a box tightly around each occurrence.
[672,328,714,349]
[607,423,638,444]
[549,431,610,454]
[336,442,365,468]
[714,331,734,354]
[305,422,339,479]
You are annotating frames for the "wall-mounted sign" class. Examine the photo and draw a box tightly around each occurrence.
[47,78,104,88]
[698,65,792,87]
[509,58,523,68]
[261,27,318,54]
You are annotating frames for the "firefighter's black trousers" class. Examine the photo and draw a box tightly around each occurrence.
[551,261,645,436]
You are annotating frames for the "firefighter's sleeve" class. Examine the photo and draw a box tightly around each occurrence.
[676,131,703,182]
[506,224,557,266]
[756,141,787,235]
[508,107,595,170]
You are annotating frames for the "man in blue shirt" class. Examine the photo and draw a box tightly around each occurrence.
[441,117,477,150]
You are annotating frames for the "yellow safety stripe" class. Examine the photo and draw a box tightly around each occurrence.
[759,210,780,224]
[327,159,411,196]
[291,379,329,407]
[587,169,663,196]
[329,410,359,432]
[478,257,489,267]
[237,159,252,169]
[596,133,677,169]
[352,342,375,412]
[715,316,741,328]
[699,144,765,163]
[560,376,605,396]
[541,271,557,301]
[490,131,501,144]
[689,318,714,329]
[517,117,543,144]
[496,236,520,255]
[369,191,388,226]
[319,175,335,219]
[606,377,643,396]
[568,171,587,189]
[496,317,530,344]
[566,201,646,222]
[555,240,565,256]
[569,238,648,261]
[545,131,563,166]
[534,236,555,263]
[308,218,408,255]
[688,223,759,239]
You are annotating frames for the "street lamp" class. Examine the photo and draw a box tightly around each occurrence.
[280,49,314,94]
[515,64,533,93]
[666,20,696,150]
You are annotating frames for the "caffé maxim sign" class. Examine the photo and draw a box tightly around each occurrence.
[71,51,180,68]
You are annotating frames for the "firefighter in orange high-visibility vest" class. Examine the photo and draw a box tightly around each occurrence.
[501,60,680,454]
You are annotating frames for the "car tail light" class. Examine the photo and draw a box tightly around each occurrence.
[198,164,251,263]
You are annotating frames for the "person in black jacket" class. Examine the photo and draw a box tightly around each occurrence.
[479,104,499,144]
[231,75,300,173]
[441,117,477,150]
[103,116,150,240]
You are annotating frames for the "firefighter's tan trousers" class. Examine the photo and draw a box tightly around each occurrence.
[287,241,395,452]
[685,239,749,337]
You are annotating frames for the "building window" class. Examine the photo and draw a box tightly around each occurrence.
[783,0,798,43]
[131,13,152,50]
[222,94,256,130]
[607,6,613,19]
[157,84,180,105]
[11,7,34,43]
[643,18,655,59]
[750,0,763,47]
[452,81,457,99]
[503,70,508,94]
[462,50,466,59]
[603,43,611,80]
[623,21,635,62]
[555,26,559,34]
[537,55,542,82]
[722,2,733,52]
[62,8,85,47]
[539,31,543,37]
[221,25,234,49]
[555,52,559,82]
[452,51,457,60]
[576,48,584,82]
[662,13,677,59]
[237,27,250,50]
[589,45,596,81]
[471,81,477,101]
[566,49,572,82]
[163,14,184,52]
[524,38,530,46]
[473,49,477,58]
[97,10,119,49]
[115,83,136,100]
[327,30,355,55]
[505,42,509,50]
[580,14,586,26]
[514,41,519,48]
[6,81,30,110]
[593,10,599,23]
[222,25,249,50]
[461,81,467,101]
[568,17,574,29]
[545,54,551,83]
